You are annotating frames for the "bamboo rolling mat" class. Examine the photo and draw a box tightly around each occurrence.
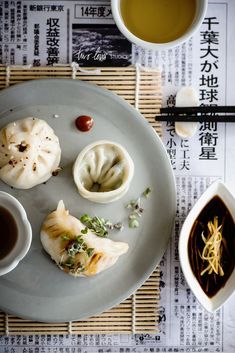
[0,64,162,335]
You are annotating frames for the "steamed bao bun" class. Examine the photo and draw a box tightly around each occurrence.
[0,117,61,189]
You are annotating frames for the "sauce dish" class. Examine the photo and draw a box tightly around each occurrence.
[0,191,32,276]
[179,180,235,312]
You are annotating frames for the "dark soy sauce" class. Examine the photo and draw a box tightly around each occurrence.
[188,196,235,298]
[0,206,18,260]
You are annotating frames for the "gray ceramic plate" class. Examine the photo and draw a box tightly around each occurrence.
[0,79,176,322]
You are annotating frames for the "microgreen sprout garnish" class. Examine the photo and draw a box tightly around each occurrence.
[80,214,90,223]
[76,263,85,272]
[126,199,139,210]
[61,233,70,241]
[78,186,151,235]
[64,257,74,268]
[67,237,87,257]
[113,222,124,231]
[60,229,96,273]
[60,227,95,274]
[80,214,123,238]
[81,227,88,235]
[80,214,108,237]
[126,187,152,229]
[128,213,140,228]
[62,259,85,274]
[87,248,95,257]
[129,218,139,228]
[199,216,224,277]
[143,187,152,198]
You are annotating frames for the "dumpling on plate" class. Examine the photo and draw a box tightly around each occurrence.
[73,140,134,203]
[40,200,129,277]
[0,117,61,189]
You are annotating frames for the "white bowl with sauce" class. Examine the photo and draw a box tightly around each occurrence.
[179,181,235,312]
[0,191,32,276]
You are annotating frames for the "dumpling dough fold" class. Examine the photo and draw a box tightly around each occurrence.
[73,140,134,203]
[40,200,129,277]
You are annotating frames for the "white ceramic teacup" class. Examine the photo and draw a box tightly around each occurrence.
[0,191,32,276]
[111,0,208,50]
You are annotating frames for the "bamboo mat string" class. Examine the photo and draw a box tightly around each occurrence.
[132,293,136,334]
[135,63,141,110]
[68,321,73,335]
[70,62,101,77]
[70,62,79,79]
[53,62,101,78]
[4,313,9,336]
[6,65,33,87]
[5,66,10,87]
[8,65,32,69]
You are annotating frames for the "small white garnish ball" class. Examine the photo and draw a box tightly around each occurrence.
[0,117,61,189]
[175,86,199,139]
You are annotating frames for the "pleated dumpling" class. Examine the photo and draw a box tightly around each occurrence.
[40,200,129,277]
[0,117,61,189]
[73,140,134,203]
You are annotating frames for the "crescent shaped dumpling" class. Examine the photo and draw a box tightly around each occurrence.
[0,117,61,189]
[40,200,129,277]
[73,140,134,203]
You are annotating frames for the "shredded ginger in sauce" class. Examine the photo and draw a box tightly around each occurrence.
[188,196,235,298]
[199,216,224,277]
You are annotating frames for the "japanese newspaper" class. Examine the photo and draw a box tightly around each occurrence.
[0,1,235,352]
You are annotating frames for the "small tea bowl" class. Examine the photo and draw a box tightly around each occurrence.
[0,191,32,276]
[179,181,235,312]
[111,0,208,50]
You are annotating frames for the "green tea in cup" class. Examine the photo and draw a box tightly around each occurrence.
[120,0,197,44]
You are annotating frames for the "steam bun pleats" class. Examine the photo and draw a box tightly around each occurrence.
[0,117,61,189]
